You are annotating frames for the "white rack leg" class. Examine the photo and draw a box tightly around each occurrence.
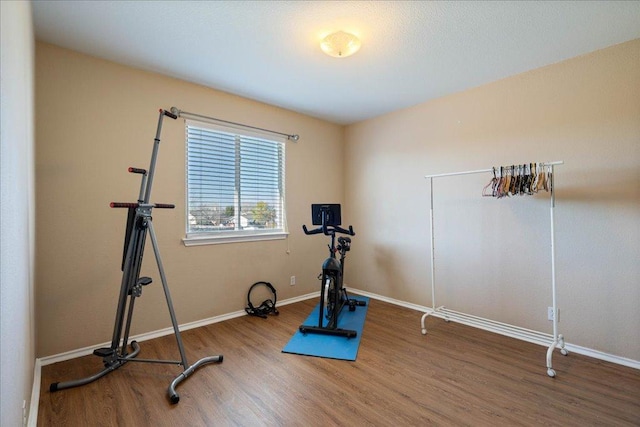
[422,177,437,335]
[546,165,568,377]
[420,312,430,335]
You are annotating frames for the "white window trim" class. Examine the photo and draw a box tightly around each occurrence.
[182,230,288,246]
[182,119,288,246]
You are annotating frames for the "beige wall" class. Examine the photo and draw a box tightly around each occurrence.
[345,39,640,361]
[35,42,345,357]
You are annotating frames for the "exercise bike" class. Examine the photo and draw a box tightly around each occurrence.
[299,204,365,338]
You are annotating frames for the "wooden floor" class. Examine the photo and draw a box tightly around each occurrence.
[38,298,640,426]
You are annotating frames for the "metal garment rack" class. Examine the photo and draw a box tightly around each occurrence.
[420,161,568,377]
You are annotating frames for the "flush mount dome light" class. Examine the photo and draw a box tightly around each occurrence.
[320,31,361,58]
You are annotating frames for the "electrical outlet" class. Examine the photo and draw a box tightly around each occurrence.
[290,275,296,286]
[548,307,559,322]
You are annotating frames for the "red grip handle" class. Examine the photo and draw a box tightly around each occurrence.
[128,167,146,174]
[110,202,138,208]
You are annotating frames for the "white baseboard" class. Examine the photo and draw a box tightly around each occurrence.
[30,288,639,424]
[562,342,640,370]
[348,288,430,313]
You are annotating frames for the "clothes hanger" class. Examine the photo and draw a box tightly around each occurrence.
[483,167,498,197]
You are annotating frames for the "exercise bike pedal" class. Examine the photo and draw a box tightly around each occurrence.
[348,299,366,311]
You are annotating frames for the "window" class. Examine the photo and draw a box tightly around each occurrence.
[183,120,286,245]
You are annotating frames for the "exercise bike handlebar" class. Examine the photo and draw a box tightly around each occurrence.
[302,223,355,237]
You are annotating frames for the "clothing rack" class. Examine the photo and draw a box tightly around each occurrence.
[420,161,568,377]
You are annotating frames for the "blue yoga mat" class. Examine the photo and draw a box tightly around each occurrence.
[282,296,369,361]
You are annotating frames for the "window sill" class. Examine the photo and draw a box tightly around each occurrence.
[182,231,289,247]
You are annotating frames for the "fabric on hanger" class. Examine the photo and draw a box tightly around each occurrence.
[531,163,539,193]
[537,163,547,192]
[503,168,512,197]
[509,165,517,195]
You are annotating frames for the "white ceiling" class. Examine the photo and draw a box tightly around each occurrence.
[32,1,640,125]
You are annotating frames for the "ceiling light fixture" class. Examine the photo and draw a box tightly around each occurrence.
[320,31,361,58]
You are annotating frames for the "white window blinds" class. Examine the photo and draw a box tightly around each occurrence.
[185,121,286,243]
